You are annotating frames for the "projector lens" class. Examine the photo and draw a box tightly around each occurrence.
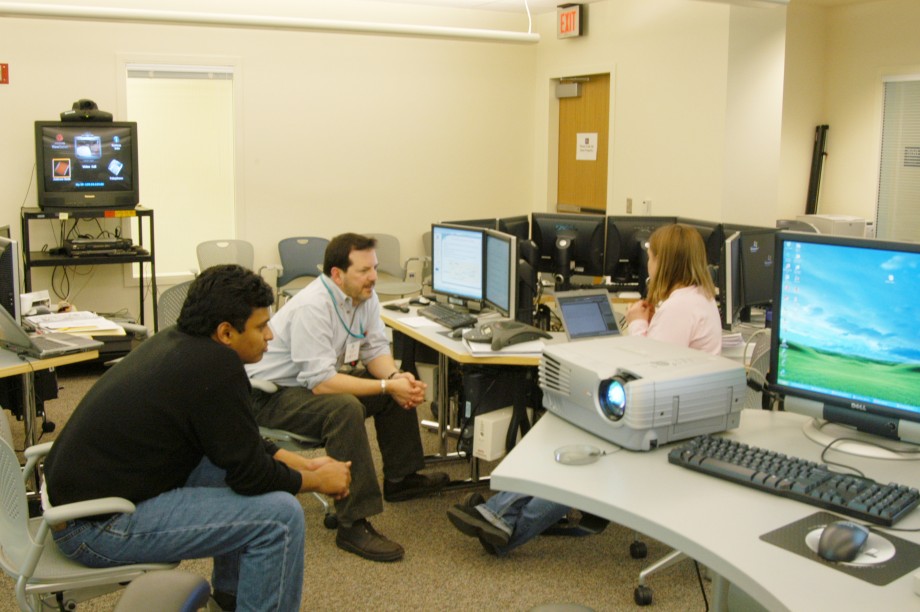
[599,378,627,421]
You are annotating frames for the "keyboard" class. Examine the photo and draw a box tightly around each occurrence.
[418,303,477,330]
[668,434,920,526]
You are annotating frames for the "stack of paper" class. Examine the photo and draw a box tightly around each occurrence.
[25,311,126,337]
[462,338,545,356]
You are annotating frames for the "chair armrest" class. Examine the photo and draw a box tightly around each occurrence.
[24,442,53,460]
[43,497,137,525]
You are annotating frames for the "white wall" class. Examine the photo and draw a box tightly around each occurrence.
[819,0,920,224]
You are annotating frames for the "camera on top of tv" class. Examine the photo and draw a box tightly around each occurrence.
[60,99,113,122]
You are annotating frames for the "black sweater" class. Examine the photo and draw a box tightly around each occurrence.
[45,327,301,507]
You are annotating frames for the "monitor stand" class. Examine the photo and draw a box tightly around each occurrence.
[802,419,920,461]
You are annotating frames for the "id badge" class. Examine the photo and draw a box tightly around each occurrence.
[344,340,361,363]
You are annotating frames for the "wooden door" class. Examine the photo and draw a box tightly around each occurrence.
[557,73,610,214]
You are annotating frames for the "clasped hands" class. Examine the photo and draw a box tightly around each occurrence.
[386,372,427,410]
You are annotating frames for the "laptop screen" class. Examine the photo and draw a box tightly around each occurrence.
[555,289,621,341]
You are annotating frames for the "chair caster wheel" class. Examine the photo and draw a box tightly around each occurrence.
[323,514,338,529]
[634,585,653,606]
[629,540,647,559]
[430,401,439,420]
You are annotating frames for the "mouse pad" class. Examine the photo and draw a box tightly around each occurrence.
[760,511,920,585]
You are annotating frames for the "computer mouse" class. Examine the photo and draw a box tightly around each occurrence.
[490,320,551,351]
[409,296,431,306]
[383,303,409,313]
[817,520,870,563]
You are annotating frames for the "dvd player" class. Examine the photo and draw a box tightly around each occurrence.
[64,237,133,255]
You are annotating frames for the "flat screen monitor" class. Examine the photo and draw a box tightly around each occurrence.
[483,229,517,320]
[34,121,140,211]
[738,228,777,310]
[0,237,22,324]
[677,217,723,268]
[497,215,530,242]
[441,218,497,230]
[604,216,677,295]
[769,232,920,454]
[719,231,743,330]
[430,223,484,309]
[530,212,605,290]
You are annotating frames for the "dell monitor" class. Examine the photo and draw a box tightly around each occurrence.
[769,232,920,455]
[719,231,743,330]
[530,212,605,291]
[483,229,517,320]
[738,228,777,313]
[604,216,677,295]
[497,215,530,243]
[441,218,497,230]
[430,223,484,310]
[677,218,723,269]
[35,121,140,212]
[0,237,22,324]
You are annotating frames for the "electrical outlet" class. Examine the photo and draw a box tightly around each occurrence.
[642,199,652,214]
[626,197,633,214]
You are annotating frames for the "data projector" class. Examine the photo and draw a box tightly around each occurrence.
[540,336,746,451]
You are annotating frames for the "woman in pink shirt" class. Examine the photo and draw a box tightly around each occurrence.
[626,223,722,355]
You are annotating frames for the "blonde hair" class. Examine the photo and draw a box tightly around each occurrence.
[645,223,716,306]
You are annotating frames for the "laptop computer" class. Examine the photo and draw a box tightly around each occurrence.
[0,305,103,359]
[554,289,622,341]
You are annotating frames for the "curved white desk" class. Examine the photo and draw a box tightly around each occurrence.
[491,409,920,611]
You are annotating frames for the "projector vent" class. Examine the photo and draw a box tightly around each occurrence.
[539,354,571,395]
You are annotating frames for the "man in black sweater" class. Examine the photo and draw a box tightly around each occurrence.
[44,265,351,612]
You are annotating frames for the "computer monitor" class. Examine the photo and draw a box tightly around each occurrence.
[483,229,517,320]
[430,223,484,310]
[497,215,530,242]
[530,212,606,291]
[719,231,743,330]
[441,218,497,230]
[604,216,677,295]
[35,121,140,212]
[769,232,920,456]
[738,228,777,311]
[0,237,22,324]
[676,218,723,269]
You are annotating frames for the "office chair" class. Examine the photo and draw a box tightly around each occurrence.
[363,233,422,299]
[275,236,329,304]
[0,439,177,612]
[113,570,211,612]
[158,281,193,331]
[196,239,255,272]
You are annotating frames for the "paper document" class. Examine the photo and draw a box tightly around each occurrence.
[462,338,545,356]
[25,311,126,336]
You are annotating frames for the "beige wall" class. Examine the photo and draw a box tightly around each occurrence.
[819,0,920,223]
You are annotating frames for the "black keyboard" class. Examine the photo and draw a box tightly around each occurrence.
[668,434,920,526]
[418,303,477,330]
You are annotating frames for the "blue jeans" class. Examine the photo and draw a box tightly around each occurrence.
[51,458,304,612]
[476,491,569,555]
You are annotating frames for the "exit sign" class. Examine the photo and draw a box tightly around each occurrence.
[557,4,582,39]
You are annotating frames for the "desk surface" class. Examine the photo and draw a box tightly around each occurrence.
[0,348,99,378]
[491,409,920,611]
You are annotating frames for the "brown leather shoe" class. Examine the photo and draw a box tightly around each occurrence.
[336,519,404,562]
[383,471,449,502]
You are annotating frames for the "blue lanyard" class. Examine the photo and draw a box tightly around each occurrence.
[321,277,365,339]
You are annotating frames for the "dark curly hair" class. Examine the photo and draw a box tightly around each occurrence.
[177,265,274,336]
[323,233,377,276]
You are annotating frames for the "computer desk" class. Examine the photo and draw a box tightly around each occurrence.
[380,307,554,481]
[490,409,920,611]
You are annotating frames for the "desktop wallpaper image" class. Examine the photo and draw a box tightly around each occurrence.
[777,241,920,411]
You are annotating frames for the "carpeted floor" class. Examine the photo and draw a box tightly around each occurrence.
[1,362,711,611]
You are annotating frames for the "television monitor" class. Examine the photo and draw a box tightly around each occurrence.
[718,231,743,330]
[34,121,140,211]
[0,237,22,324]
[769,232,920,455]
[530,212,606,291]
[497,215,530,243]
[604,216,677,295]
[430,223,484,310]
[441,218,497,230]
[483,229,517,320]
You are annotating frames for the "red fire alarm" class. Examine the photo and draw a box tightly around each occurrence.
[0,64,9,85]
[557,4,582,39]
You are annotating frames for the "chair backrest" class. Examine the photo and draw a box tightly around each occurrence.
[196,240,254,271]
[0,438,31,577]
[158,281,193,330]
[364,233,405,279]
[277,236,329,287]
